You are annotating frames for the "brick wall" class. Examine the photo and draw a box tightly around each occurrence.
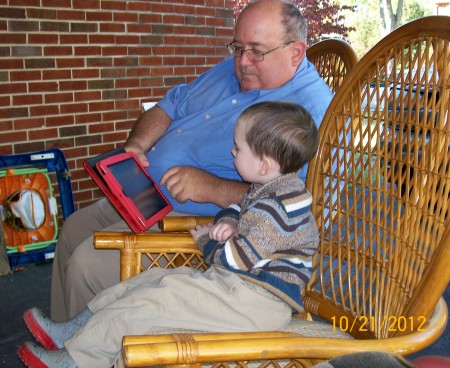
[0,0,234,215]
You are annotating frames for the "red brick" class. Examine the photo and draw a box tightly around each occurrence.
[73,68,100,79]
[60,102,88,114]
[100,0,126,11]
[1,131,27,143]
[0,95,10,108]
[126,24,152,34]
[0,58,24,69]
[29,127,58,140]
[30,104,59,117]
[102,46,128,56]
[89,101,115,112]
[28,81,59,93]
[74,112,102,124]
[115,78,139,88]
[14,141,46,153]
[42,0,71,7]
[10,70,41,82]
[102,110,127,122]
[73,0,100,9]
[0,145,13,155]
[46,115,74,127]
[100,22,125,33]
[13,94,43,106]
[88,34,115,44]
[59,80,87,91]
[42,69,72,80]
[113,12,138,23]
[88,122,114,133]
[57,10,85,21]
[115,99,139,110]
[103,131,128,143]
[86,11,112,21]
[44,46,73,56]
[28,33,59,44]
[127,1,153,12]
[139,13,162,24]
[44,92,73,103]
[13,117,44,130]
[57,58,85,68]
[75,46,102,56]
[0,80,28,98]
[75,90,101,101]
[59,34,87,44]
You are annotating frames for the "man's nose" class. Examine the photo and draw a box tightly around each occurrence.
[238,51,253,66]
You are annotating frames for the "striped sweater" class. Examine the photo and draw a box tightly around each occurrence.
[196,172,319,313]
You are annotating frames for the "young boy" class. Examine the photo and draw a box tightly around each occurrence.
[18,101,320,368]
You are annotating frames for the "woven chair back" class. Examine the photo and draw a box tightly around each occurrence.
[306,38,358,93]
[305,16,450,339]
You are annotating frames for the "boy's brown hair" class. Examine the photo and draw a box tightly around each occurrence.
[238,101,318,174]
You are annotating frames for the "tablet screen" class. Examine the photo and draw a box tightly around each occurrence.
[107,158,168,220]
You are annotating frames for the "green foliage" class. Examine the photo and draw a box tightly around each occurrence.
[334,0,433,57]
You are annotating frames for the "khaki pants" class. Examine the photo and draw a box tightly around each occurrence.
[65,265,292,368]
[50,198,185,322]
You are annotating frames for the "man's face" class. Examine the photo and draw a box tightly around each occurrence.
[232,2,304,92]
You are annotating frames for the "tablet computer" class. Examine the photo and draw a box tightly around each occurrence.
[84,148,172,233]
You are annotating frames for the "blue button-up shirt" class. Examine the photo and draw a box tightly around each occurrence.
[146,56,333,215]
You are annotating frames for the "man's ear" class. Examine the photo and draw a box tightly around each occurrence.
[292,40,307,67]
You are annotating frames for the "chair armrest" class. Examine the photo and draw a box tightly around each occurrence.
[121,298,448,367]
[158,216,214,232]
[93,231,206,281]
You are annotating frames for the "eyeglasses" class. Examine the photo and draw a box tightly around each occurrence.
[226,41,295,62]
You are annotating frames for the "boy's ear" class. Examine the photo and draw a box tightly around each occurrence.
[259,156,273,176]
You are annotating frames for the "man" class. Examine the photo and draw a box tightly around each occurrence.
[51,0,333,322]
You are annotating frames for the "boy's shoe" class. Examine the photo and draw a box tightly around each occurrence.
[23,308,63,350]
[17,342,77,368]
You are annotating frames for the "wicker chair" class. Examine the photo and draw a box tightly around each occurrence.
[94,15,450,368]
[306,38,358,93]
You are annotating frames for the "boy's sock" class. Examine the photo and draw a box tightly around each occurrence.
[18,341,78,368]
[23,307,92,350]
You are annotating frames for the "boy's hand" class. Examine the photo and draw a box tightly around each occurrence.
[189,223,213,242]
[209,221,237,242]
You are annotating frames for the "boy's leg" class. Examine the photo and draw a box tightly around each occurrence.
[50,198,123,321]
[66,266,291,368]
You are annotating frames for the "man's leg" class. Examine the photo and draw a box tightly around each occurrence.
[50,198,123,321]
[63,220,126,320]
[59,206,187,321]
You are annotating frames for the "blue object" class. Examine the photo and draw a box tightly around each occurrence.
[0,148,75,268]
[0,148,75,219]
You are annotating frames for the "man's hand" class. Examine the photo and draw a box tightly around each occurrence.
[160,165,249,208]
[160,166,216,203]
[124,142,150,167]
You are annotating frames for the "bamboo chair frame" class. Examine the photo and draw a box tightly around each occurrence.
[306,38,358,93]
[94,16,450,368]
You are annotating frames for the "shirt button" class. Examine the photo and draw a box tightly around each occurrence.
[177,129,182,133]
[205,114,210,119]
[232,99,237,104]
[151,147,155,151]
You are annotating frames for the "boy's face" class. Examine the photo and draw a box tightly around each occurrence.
[232,120,263,184]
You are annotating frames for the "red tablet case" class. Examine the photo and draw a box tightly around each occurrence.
[84,148,172,233]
